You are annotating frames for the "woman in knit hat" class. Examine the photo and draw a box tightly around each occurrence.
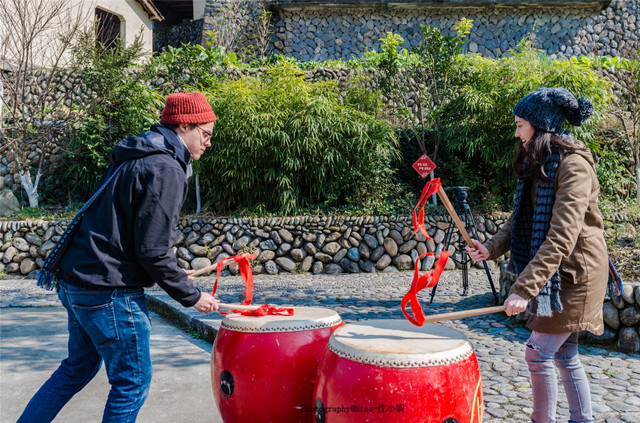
[467,87,608,423]
[20,92,219,422]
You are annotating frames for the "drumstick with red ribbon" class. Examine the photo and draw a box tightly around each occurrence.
[192,263,226,277]
[435,186,474,247]
[404,178,492,327]
[422,305,506,324]
[191,254,294,317]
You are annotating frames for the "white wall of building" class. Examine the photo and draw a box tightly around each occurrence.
[194,0,206,20]
[0,0,155,70]
[93,0,155,56]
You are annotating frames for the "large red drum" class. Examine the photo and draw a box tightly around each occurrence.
[212,307,342,422]
[313,320,483,423]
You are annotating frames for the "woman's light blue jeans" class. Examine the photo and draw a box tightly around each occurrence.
[17,281,152,422]
[525,331,595,423]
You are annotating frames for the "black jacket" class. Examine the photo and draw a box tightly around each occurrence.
[59,125,201,307]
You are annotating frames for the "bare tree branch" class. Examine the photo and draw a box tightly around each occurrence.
[0,0,93,207]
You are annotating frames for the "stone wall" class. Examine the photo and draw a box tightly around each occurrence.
[154,19,204,52]
[200,0,638,61]
[0,213,514,278]
[1,212,637,278]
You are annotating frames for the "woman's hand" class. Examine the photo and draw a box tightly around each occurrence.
[465,240,490,262]
[504,293,528,316]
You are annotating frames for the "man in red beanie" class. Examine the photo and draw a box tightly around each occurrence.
[19,92,219,422]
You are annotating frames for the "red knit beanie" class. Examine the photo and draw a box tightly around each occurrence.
[160,92,217,125]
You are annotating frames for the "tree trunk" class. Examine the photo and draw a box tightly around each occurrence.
[19,170,40,208]
[430,170,437,205]
[637,161,640,205]
[195,173,201,214]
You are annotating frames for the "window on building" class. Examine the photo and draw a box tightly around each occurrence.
[95,8,121,48]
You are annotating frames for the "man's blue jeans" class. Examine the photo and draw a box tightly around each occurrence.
[525,331,595,423]
[18,282,152,423]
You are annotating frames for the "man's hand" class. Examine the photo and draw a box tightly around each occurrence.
[504,293,528,316]
[465,239,490,262]
[193,292,219,314]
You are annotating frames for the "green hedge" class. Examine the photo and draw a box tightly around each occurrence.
[61,30,633,214]
[435,42,613,207]
[197,62,400,214]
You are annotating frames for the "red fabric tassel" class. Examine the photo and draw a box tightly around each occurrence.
[401,251,450,326]
[239,304,295,317]
[402,177,450,326]
[211,254,294,316]
[413,178,442,239]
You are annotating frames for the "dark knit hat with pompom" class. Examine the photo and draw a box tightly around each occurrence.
[513,87,594,135]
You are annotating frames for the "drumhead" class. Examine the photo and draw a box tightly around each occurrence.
[220,306,342,333]
[327,319,473,368]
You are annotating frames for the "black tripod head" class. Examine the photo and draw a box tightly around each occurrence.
[444,186,469,211]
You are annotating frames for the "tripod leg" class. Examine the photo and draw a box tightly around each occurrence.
[461,260,469,296]
[461,204,499,304]
[430,218,455,304]
[429,279,438,303]
[461,250,470,296]
[482,260,499,304]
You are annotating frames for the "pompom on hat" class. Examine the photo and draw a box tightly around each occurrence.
[513,87,594,135]
[160,92,217,125]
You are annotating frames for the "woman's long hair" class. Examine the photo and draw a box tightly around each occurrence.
[513,128,586,182]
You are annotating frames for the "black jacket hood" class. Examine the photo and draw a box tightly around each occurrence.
[110,124,192,171]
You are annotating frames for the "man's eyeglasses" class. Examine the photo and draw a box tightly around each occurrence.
[197,125,212,140]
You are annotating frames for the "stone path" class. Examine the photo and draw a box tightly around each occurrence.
[2,269,639,422]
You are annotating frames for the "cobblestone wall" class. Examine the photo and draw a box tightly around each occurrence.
[268,0,637,61]
[198,0,638,61]
[0,213,511,278]
[154,19,204,52]
[4,213,637,277]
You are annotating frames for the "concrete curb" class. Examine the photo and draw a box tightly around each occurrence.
[145,294,220,343]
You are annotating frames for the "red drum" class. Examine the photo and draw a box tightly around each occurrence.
[313,320,483,423]
[212,307,342,422]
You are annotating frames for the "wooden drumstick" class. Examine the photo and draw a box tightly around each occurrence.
[192,263,218,277]
[423,305,506,324]
[436,187,475,247]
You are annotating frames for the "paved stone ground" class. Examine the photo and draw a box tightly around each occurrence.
[2,269,639,422]
[0,307,221,423]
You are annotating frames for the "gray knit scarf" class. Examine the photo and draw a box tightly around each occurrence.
[510,150,563,317]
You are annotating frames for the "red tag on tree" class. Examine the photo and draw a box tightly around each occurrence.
[412,154,437,179]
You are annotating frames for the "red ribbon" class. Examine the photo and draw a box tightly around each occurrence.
[239,304,295,317]
[402,177,450,326]
[211,254,294,317]
[401,250,450,326]
[413,178,442,239]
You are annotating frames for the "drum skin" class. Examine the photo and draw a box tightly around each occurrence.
[313,320,483,423]
[212,308,342,423]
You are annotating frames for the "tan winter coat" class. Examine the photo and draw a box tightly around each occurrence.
[484,148,608,335]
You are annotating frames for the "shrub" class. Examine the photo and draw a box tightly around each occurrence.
[67,35,161,199]
[436,40,613,207]
[198,61,400,214]
[144,40,241,95]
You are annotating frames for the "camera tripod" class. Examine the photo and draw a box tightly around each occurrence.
[429,186,499,304]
